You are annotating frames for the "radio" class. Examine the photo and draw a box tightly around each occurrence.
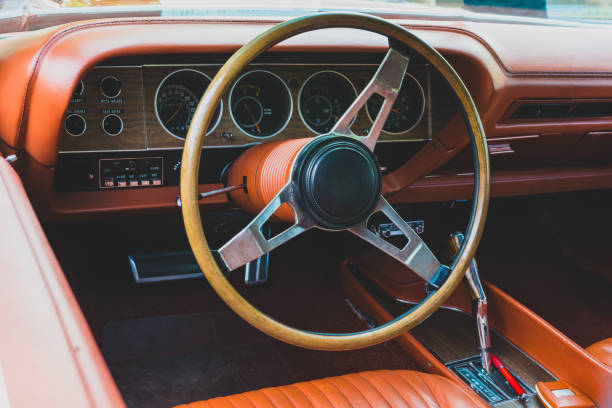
[54,148,245,193]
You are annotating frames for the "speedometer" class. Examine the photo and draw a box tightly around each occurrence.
[229,70,292,138]
[155,69,222,139]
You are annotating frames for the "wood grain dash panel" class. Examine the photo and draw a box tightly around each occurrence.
[60,66,146,152]
[61,61,459,152]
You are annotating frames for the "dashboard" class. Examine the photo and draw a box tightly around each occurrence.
[3,17,612,219]
[59,59,449,151]
[56,55,456,193]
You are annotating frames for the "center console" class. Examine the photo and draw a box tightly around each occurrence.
[340,245,604,407]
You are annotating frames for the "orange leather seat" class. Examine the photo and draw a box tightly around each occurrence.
[586,338,612,367]
[175,370,487,408]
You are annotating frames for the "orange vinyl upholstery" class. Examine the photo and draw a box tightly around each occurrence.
[175,370,487,408]
[586,338,612,368]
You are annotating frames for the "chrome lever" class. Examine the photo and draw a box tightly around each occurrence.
[176,184,245,207]
[449,232,492,374]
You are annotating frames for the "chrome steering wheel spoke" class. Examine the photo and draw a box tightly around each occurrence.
[349,196,442,282]
[218,182,315,271]
[331,47,410,151]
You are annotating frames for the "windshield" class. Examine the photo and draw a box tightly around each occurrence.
[0,0,611,35]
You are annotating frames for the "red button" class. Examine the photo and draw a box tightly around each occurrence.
[129,180,140,187]
[117,181,127,187]
[104,178,114,187]
[152,179,162,185]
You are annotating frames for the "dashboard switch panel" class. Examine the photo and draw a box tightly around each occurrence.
[99,157,163,189]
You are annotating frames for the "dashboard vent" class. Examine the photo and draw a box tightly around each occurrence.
[570,102,612,117]
[506,99,612,121]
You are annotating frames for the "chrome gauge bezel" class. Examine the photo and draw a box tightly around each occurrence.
[365,72,426,135]
[73,80,85,97]
[298,70,358,135]
[229,69,293,139]
[100,75,122,99]
[102,114,124,137]
[154,68,223,140]
[64,113,87,137]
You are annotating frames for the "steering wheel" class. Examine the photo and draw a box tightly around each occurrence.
[181,12,489,351]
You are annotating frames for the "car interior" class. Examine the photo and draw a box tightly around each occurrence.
[0,2,611,408]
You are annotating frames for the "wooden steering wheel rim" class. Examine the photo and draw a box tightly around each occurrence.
[180,12,490,351]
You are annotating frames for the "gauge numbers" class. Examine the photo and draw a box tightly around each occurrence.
[155,69,222,139]
[299,71,357,134]
[366,73,425,134]
[230,70,292,138]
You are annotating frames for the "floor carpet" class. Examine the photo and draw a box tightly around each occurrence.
[101,312,419,408]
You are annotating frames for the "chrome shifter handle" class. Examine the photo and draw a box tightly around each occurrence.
[449,232,492,374]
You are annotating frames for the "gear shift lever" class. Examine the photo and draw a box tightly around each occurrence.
[449,232,492,374]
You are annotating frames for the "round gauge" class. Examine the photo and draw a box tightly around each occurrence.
[65,114,86,137]
[229,70,292,138]
[366,73,425,134]
[299,71,357,134]
[155,69,222,139]
[73,80,84,97]
[102,114,123,136]
[101,76,122,99]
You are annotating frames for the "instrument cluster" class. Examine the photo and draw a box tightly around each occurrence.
[154,67,426,141]
[59,62,436,153]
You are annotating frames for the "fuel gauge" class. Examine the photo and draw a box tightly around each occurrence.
[229,70,292,138]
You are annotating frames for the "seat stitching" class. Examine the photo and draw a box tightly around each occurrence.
[184,371,484,408]
[404,372,440,408]
[393,371,425,408]
[332,376,375,408]
[420,373,447,408]
[274,386,301,408]
[259,389,279,408]
[378,371,416,408]
[398,371,438,408]
[310,380,340,408]
[224,396,241,408]
[358,372,404,408]
[261,388,289,408]
[280,384,314,408]
[294,382,331,408]
[345,373,392,408]
[321,377,354,407]
[243,392,264,408]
